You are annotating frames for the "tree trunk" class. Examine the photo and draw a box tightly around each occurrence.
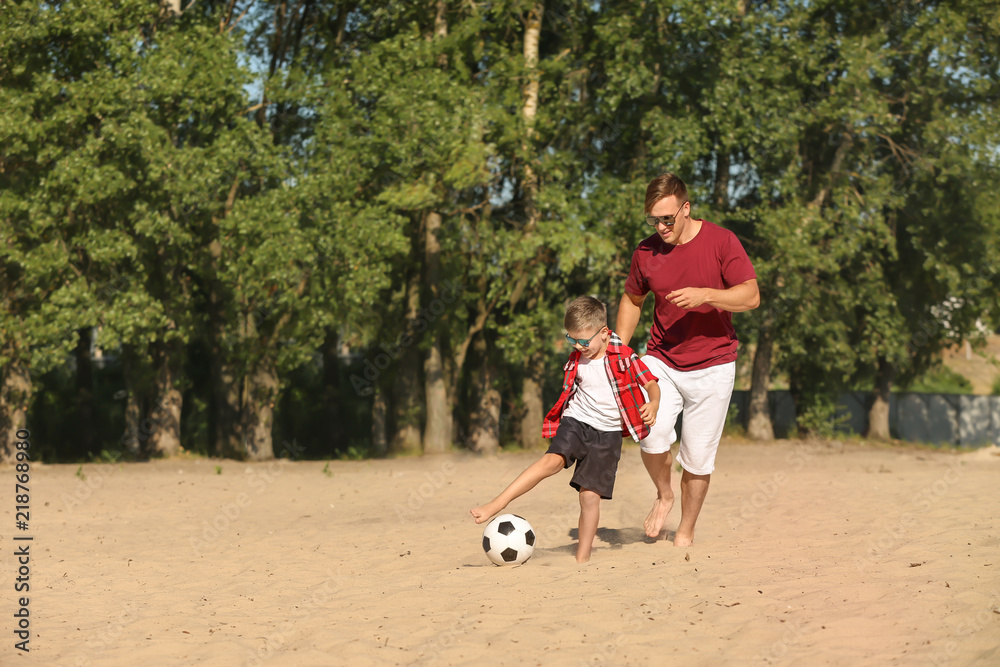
[371,383,388,457]
[74,327,97,453]
[746,326,775,441]
[423,345,451,453]
[0,361,32,463]
[867,357,894,440]
[148,342,183,457]
[321,330,344,451]
[243,356,278,460]
[506,3,544,310]
[469,335,500,455]
[121,344,151,458]
[519,350,547,449]
[423,209,452,454]
[212,356,243,457]
[432,0,448,65]
[714,149,731,210]
[512,3,544,447]
[207,244,243,458]
[419,4,453,454]
[391,268,424,455]
[788,373,806,438]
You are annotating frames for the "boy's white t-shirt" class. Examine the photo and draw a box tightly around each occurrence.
[561,355,621,433]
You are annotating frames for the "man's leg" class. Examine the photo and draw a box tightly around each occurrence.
[671,362,735,546]
[470,453,565,523]
[641,450,674,538]
[576,489,601,562]
[637,355,683,539]
[674,470,710,546]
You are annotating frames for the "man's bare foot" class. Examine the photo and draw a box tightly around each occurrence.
[469,501,505,524]
[673,531,693,547]
[644,496,674,538]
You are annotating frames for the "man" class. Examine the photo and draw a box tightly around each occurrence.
[616,173,759,546]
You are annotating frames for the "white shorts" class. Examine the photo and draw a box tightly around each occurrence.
[639,356,735,475]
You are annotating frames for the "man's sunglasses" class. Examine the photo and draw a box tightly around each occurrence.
[646,201,687,227]
[565,328,606,348]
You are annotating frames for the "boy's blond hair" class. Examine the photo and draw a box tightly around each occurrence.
[564,296,607,334]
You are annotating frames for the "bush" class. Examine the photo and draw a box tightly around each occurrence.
[795,397,846,440]
[905,366,973,394]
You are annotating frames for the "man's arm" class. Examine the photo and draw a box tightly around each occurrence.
[666,278,760,312]
[615,291,647,347]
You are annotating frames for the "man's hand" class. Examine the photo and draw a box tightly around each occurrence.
[640,399,659,427]
[666,280,760,312]
[666,287,711,309]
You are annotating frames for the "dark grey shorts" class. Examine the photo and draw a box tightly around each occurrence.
[546,416,623,500]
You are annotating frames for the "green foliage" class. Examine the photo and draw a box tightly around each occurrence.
[723,404,744,438]
[3,0,999,459]
[902,366,974,395]
[992,376,1000,396]
[796,398,848,441]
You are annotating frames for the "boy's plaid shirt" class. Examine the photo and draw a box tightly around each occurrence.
[542,331,658,442]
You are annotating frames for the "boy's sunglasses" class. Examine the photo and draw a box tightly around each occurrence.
[565,328,606,348]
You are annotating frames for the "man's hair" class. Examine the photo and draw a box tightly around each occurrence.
[564,296,607,333]
[644,172,689,214]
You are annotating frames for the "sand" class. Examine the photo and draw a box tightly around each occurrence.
[4,439,999,666]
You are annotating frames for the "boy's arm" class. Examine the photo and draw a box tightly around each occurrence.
[639,379,660,426]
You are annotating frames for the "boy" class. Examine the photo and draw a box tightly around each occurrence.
[471,296,660,562]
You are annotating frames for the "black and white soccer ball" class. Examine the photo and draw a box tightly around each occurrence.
[482,513,535,566]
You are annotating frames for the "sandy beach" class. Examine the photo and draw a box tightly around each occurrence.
[4,439,999,666]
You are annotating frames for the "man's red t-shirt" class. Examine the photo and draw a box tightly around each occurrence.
[624,220,757,371]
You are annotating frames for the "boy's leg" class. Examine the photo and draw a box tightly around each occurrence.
[470,453,566,523]
[576,488,601,563]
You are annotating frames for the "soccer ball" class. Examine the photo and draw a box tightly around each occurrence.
[482,513,535,566]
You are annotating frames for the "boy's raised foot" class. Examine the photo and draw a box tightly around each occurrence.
[470,502,505,524]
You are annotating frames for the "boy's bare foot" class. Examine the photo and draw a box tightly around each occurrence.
[644,496,674,538]
[673,531,693,547]
[469,501,505,524]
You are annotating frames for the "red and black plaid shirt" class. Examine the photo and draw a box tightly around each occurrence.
[542,331,658,442]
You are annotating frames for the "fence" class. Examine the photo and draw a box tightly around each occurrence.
[729,390,1000,446]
